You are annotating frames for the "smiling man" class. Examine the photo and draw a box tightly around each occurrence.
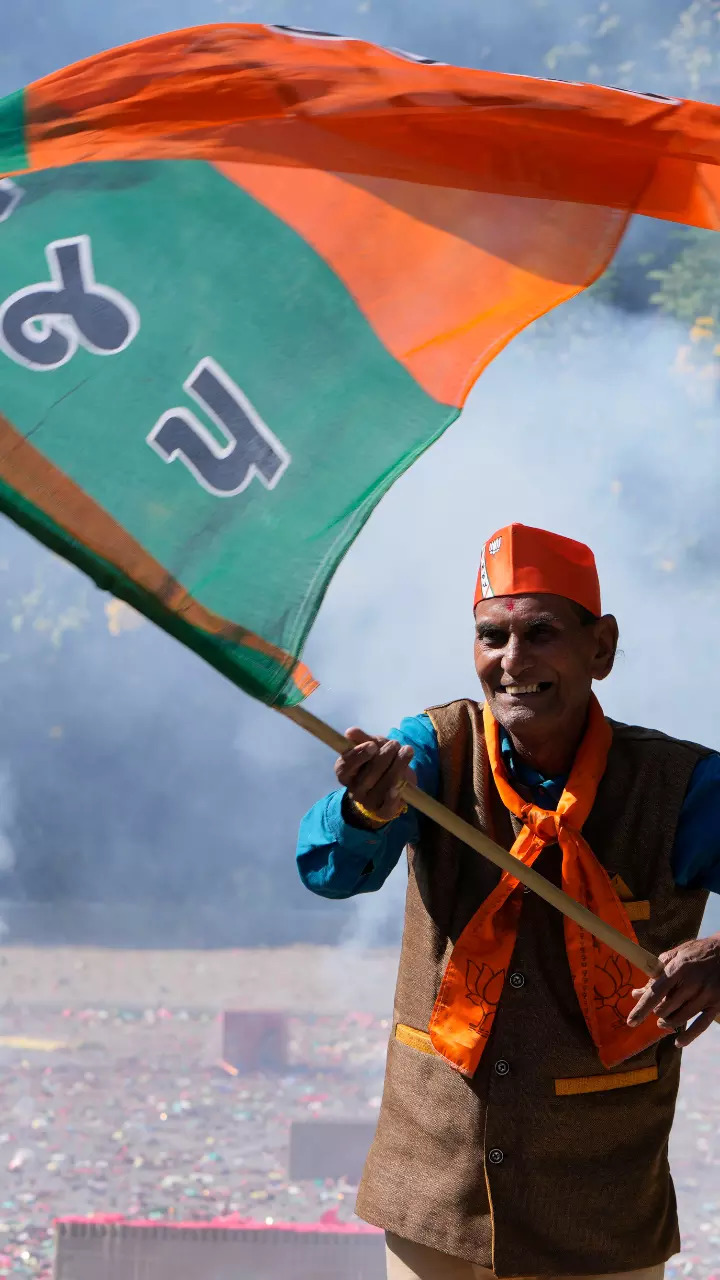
[296,523,720,1280]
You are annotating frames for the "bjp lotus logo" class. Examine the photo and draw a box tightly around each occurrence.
[465,960,505,1035]
[594,955,634,1014]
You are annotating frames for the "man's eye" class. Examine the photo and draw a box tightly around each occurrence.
[528,625,555,642]
[477,630,506,646]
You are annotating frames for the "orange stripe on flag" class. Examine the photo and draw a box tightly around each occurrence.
[14,24,720,415]
[217,163,627,407]
[0,413,316,701]
[18,23,720,232]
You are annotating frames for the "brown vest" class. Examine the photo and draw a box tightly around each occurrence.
[356,699,710,1278]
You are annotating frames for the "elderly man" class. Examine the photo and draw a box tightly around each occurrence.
[296,523,720,1280]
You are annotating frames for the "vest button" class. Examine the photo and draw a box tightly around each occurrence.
[488,1148,504,1165]
[509,972,525,989]
[494,1059,510,1076]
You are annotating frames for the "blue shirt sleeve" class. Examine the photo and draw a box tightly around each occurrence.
[672,752,720,895]
[296,713,439,899]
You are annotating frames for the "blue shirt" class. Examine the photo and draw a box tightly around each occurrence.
[296,714,720,900]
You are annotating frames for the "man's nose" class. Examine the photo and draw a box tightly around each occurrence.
[501,636,532,679]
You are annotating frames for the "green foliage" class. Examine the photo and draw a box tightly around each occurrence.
[648,231,720,323]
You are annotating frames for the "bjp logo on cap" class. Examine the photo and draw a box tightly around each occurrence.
[474,524,601,616]
[479,546,494,599]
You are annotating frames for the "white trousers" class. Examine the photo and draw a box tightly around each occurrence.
[385,1232,665,1280]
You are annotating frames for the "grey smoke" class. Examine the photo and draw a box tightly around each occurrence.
[0,761,15,941]
[308,296,720,938]
[0,0,718,942]
[0,764,15,876]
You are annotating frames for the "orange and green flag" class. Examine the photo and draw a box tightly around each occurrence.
[1,23,720,706]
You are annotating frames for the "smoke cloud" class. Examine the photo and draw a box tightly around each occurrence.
[307,296,720,937]
[0,763,16,874]
[0,0,718,942]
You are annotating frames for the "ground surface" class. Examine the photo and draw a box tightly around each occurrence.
[0,946,716,1279]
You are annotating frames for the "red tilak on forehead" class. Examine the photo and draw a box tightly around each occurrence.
[505,600,516,612]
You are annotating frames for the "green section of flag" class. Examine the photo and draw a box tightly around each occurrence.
[0,90,27,176]
[0,472,297,705]
[0,159,456,705]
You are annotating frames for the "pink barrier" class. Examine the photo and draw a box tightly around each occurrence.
[55,1210,381,1232]
[54,1213,386,1280]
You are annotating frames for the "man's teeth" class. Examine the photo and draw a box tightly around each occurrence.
[503,683,541,695]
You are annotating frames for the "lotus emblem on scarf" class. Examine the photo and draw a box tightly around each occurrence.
[465,959,505,1037]
[466,960,505,1010]
[594,954,634,1012]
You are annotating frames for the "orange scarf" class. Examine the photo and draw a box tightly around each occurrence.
[429,695,668,1075]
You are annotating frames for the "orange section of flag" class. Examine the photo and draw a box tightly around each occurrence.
[18,24,720,230]
[10,23,720,411]
[16,24,720,408]
[216,162,626,407]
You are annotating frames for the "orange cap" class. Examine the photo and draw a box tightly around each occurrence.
[474,523,601,616]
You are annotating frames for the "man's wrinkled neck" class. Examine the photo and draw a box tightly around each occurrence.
[507,707,590,779]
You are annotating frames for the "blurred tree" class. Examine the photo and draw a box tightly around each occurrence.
[649,232,720,325]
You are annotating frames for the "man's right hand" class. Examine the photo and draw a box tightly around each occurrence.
[335,728,415,826]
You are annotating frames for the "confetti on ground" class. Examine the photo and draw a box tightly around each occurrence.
[0,1001,388,1277]
[0,951,716,1279]
[0,1037,70,1052]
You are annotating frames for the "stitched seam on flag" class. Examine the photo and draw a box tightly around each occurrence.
[554,1066,658,1096]
[395,1023,436,1055]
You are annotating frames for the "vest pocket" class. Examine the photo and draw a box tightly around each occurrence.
[395,1023,435,1055]
[624,900,651,921]
[608,875,650,922]
[554,1065,658,1096]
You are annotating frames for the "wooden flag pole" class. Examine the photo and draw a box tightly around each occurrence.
[282,704,720,1017]
[282,704,660,975]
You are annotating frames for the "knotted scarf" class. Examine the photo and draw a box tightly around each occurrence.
[429,695,668,1074]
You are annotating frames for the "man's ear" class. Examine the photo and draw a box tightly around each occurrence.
[592,614,619,681]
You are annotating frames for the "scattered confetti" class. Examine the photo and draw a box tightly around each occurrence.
[0,1003,387,1277]
[0,963,714,1279]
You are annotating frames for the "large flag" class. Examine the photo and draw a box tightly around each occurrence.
[1,24,720,706]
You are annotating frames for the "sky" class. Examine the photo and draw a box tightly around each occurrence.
[0,0,718,940]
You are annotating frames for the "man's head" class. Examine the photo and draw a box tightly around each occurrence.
[473,525,618,758]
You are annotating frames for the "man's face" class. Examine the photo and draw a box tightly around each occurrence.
[474,593,618,744]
